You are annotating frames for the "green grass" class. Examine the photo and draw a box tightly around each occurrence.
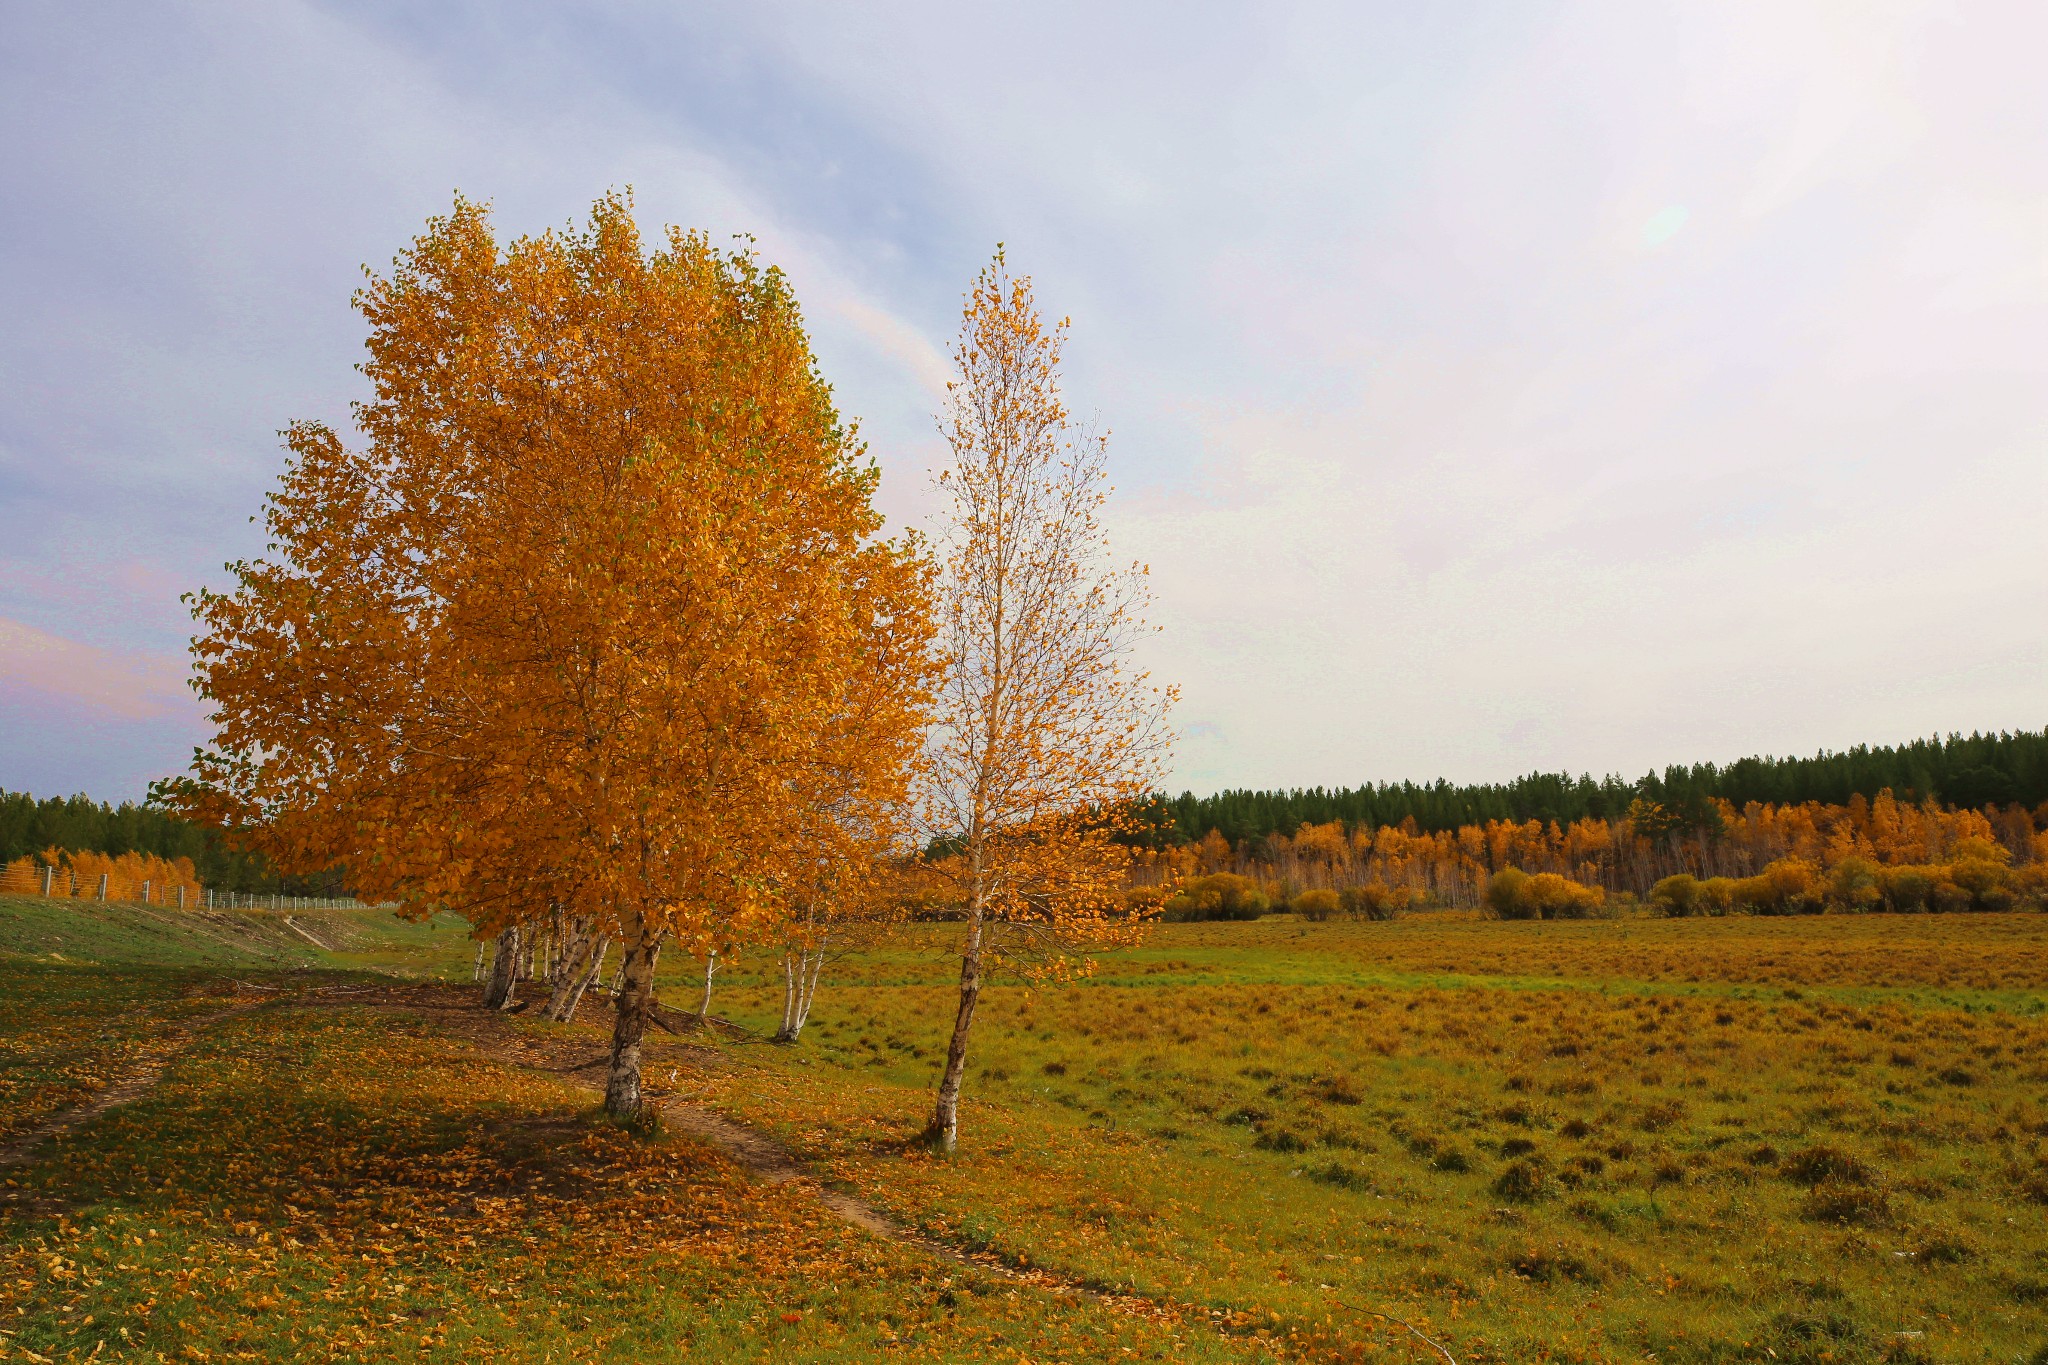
[3,903,2046,1362]
[685,917,2048,1364]
[0,892,489,979]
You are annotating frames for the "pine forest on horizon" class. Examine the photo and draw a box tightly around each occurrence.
[1145,726,2048,844]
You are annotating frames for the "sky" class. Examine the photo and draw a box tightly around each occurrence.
[1,1,2043,804]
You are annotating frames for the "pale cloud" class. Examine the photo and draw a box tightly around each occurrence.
[0,618,194,722]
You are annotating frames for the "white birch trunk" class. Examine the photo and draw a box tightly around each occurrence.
[556,938,607,1022]
[698,951,719,1020]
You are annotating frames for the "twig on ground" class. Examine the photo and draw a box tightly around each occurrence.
[1321,1290,1456,1364]
[647,1004,752,1037]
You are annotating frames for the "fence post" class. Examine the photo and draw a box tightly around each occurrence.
[41,865,52,897]
[96,874,108,901]
[176,885,185,909]
[142,879,152,904]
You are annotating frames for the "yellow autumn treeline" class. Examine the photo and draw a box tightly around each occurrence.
[0,847,204,904]
[1135,789,2046,915]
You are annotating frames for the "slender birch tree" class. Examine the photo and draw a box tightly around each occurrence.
[920,250,1176,1153]
[171,194,934,1117]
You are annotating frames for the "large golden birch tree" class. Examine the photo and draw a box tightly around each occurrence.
[172,194,933,1116]
[921,251,1176,1152]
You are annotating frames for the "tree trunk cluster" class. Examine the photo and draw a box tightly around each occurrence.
[479,912,612,1023]
[775,940,830,1043]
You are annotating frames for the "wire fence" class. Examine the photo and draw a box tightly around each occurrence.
[0,860,365,911]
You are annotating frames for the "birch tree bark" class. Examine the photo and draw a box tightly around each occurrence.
[605,908,661,1118]
[482,924,522,1010]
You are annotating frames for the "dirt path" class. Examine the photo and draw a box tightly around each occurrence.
[0,998,266,1170]
[648,1097,1455,1362]
[0,981,387,1172]
[654,1098,1136,1295]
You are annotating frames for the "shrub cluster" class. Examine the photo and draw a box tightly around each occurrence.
[1648,838,2042,916]
[1286,883,1424,921]
[1161,873,1270,921]
[1290,887,1341,921]
[1338,883,1417,921]
[1162,875,1426,922]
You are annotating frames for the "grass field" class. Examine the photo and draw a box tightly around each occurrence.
[2,895,2044,1363]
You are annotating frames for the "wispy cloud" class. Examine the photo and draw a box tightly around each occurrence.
[1,0,2042,800]
[0,617,195,722]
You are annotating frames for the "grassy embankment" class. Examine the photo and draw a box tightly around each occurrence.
[2,895,2045,1363]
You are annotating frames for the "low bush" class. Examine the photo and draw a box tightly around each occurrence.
[1253,1124,1310,1153]
[1485,868,1605,920]
[1339,882,1414,921]
[1307,1161,1371,1191]
[1781,1144,1877,1187]
[1308,1074,1363,1105]
[1161,873,1270,922]
[1506,1241,1607,1284]
[1290,888,1341,921]
[1802,1178,1893,1226]
[1431,1144,1475,1174]
[1828,856,1884,911]
[1650,874,1702,917]
[1731,859,1825,915]
[1910,1226,1977,1264]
